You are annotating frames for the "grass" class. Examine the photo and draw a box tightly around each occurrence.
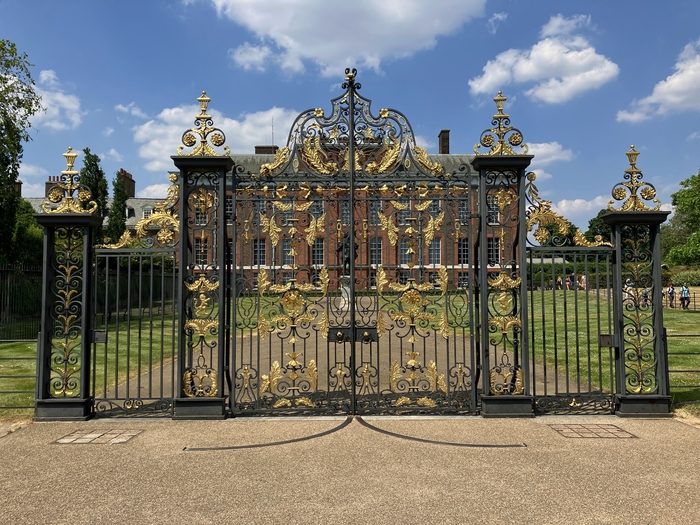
[0,340,37,419]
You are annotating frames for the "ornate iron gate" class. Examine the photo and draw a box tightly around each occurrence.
[229,70,478,415]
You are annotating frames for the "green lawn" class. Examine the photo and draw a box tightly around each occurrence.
[0,340,37,419]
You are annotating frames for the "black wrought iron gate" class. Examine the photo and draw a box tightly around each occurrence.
[228,71,478,415]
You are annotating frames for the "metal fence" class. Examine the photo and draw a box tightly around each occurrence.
[0,265,42,341]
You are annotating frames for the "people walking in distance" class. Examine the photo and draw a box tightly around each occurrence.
[625,279,634,301]
[680,282,690,310]
[667,282,676,308]
[641,288,650,307]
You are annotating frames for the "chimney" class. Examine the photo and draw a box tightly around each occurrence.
[119,169,135,198]
[14,180,22,197]
[255,145,279,155]
[438,130,450,154]
[45,175,59,198]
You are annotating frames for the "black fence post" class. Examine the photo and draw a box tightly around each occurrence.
[472,92,534,417]
[603,146,671,416]
[34,148,102,420]
[171,92,233,419]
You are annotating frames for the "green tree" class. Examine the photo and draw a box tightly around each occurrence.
[0,40,42,264]
[105,168,130,243]
[11,198,43,266]
[584,209,612,244]
[666,167,700,266]
[79,147,108,241]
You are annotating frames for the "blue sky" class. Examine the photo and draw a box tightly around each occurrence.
[4,0,700,228]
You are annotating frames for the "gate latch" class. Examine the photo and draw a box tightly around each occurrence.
[330,327,377,344]
[598,334,618,348]
[91,330,107,344]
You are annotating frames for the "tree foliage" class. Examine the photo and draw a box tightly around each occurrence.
[79,147,108,241]
[584,209,612,244]
[666,167,700,266]
[11,198,42,266]
[105,168,130,243]
[0,40,42,264]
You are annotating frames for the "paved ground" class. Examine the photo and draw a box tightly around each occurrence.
[1,414,700,524]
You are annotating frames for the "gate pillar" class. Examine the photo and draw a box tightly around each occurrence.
[472,92,534,417]
[171,92,233,419]
[603,146,671,416]
[34,148,102,420]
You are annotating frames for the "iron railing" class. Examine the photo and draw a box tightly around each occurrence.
[0,265,42,341]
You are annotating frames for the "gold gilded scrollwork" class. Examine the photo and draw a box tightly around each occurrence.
[177,91,231,157]
[526,172,612,247]
[489,367,524,395]
[259,147,290,177]
[474,92,528,156]
[42,147,98,215]
[608,146,661,212]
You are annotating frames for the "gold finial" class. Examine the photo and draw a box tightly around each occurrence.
[608,146,661,212]
[196,91,211,118]
[42,147,97,214]
[474,91,528,156]
[345,70,355,82]
[63,146,78,173]
[177,91,230,157]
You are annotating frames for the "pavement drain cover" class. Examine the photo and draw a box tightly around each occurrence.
[54,429,142,445]
[548,424,637,439]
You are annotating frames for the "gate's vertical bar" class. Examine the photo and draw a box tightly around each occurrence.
[472,93,534,417]
[172,92,234,419]
[34,147,102,420]
[345,68,358,414]
[603,146,671,416]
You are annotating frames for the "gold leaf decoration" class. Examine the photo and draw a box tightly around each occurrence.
[378,213,399,246]
[375,266,388,295]
[259,147,290,177]
[389,361,402,391]
[488,315,522,333]
[295,397,314,407]
[394,396,411,407]
[306,360,318,390]
[417,397,437,408]
[426,360,448,394]
[318,311,329,339]
[423,211,444,248]
[366,135,401,174]
[273,398,292,408]
[414,146,444,176]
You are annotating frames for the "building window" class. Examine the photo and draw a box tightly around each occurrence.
[428,199,441,218]
[458,238,469,265]
[458,272,469,288]
[428,238,441,265]
[369,200,381,226]
[194,208,207,226]
[282,272,294,284]
[142,207,153,219]
[225,195,234,225]
[310,199,324,219]
[312,242,324,266]
[194,237,208,266]
[252,200,266,225]
[281,239,294,266]
[397,270,409,285]
[369,238,382,265]
[396,197,410,226]
[458,199,469,225]
[486,194,499,225]
[398,238,412,265]
[253,239,266,266]
[487,237,500,265]
[340,201,351,226]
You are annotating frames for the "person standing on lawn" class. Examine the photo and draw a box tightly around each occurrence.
[667,282,676,308]
[680,282,690,310]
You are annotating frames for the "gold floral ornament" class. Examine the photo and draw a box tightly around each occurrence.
[42,147,98,214]
[177,91,231,157]
[474,91,528,156]
[608,146,661,212]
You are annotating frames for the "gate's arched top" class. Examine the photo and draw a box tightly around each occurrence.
[258,69,445,180]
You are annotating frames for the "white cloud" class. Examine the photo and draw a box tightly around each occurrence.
[19,163,48,177]
[487,12,507,34]
[469,14,618,103]
[115,102,148,119]
[103,126,115,137]
[214,0,486,77]
[230,42,272,71]
[552,194,609,228]
[529,168,552,181]
[18,182,45,198]
[414,135,435,151]
[31,71,83,131]
[98,148,123,162]
[133,103,299,172]
[137,184,171,199]
[39,69,59,87]
[617,37,700,123]
[528,142,574,167]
